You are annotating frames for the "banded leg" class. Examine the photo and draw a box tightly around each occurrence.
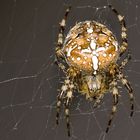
[109,5,128,56]
[56,77,74,137]
[56,91,65,125]
[117,72,134,116]
[119,51,131,69]
[93,94,104,108]
[55,6,71,58]
[56,77,70,125]
[55,6,71,72]
[64,82,74,137]
[106,80,119,133]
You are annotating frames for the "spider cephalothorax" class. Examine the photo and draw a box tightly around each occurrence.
[55,5,134,137]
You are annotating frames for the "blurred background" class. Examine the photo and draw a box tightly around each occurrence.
[0,0,140,140]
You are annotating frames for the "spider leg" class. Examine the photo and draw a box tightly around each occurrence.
[64,82,74,137]
[109,5,128,56]
[117,72,134,116]
[119,51,131,69]
[93,94,104,108]
[55,6,71,58]
[106,80,119,133]
[56,76,74,137]
[56,90,65,125]
[55,60,67,73]
[55,6,71,72]
[56,78,69,125]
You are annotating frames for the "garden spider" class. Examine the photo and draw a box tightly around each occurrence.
[55,5,134,137]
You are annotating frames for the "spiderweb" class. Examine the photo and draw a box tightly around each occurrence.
[0,0,140,140]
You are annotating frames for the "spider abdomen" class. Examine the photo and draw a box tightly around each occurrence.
[63,21,119,74]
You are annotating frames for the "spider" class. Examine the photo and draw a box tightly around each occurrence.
[55,5,134,137]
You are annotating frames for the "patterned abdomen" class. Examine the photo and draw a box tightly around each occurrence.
[63,21,119,74]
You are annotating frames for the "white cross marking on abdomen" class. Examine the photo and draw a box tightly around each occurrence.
[92,55,99,74]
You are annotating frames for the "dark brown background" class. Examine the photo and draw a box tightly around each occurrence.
[0,0,140,140]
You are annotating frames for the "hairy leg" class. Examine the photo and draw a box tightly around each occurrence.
[119,52,131,70]
[106,80,119,133]
[109,5,128,56]
[117,71,134,116]
[55,6,71,72]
